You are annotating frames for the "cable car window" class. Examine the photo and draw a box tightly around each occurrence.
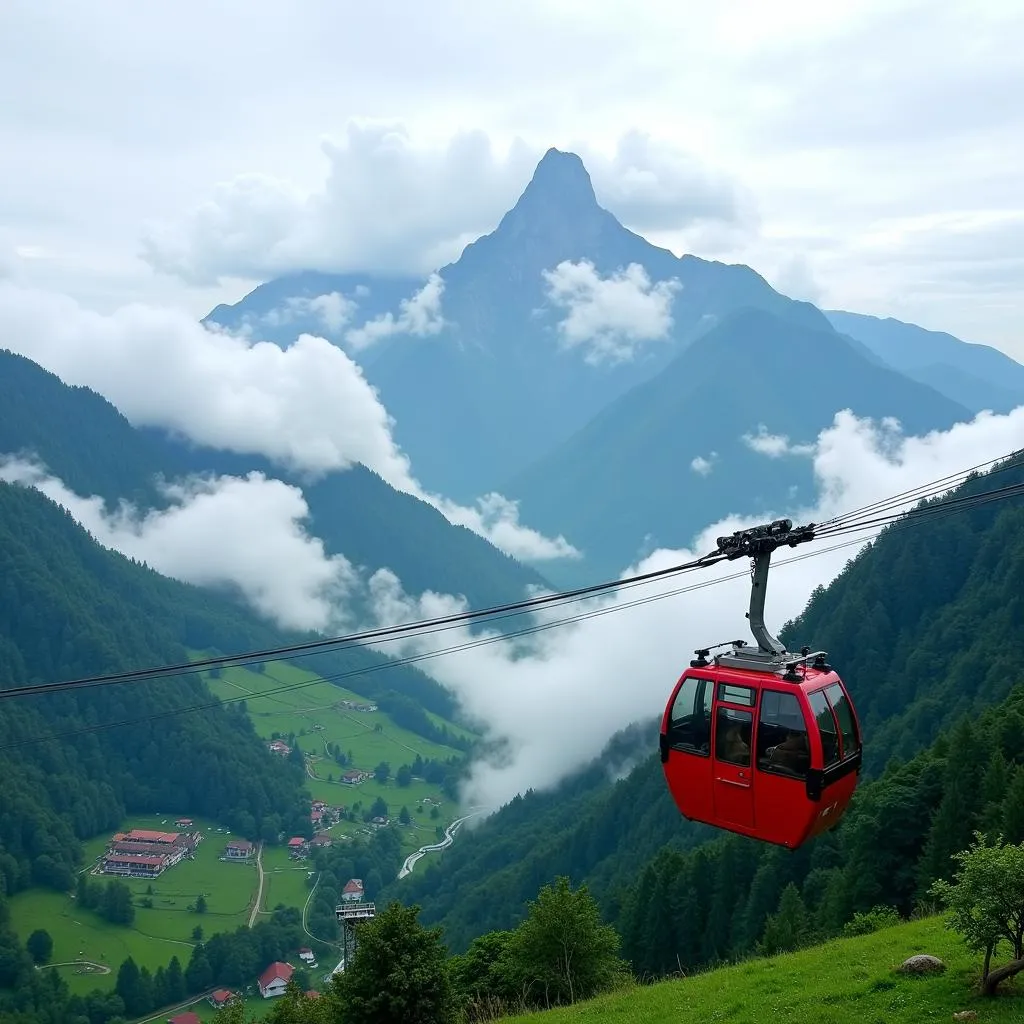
[824,683,859,758]
[755,690,810,779]
[808,689,841,768]
[715,706,753,767]
[717,683,756,707]
[669,676,712,755]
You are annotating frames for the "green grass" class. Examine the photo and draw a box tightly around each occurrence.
[259,845,315,920]
[505,917,1023,1023]
[7,814,258,994]
[196,657,469,849]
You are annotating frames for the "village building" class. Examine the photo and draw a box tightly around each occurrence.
[224,839,254,860]
[287,836,308,858]
[298,947,317,966]
[101,828,201,879]
[258,961,294,998]
[167,1012,201,1024]
[309,834,333,849]
[341,878,365,902]
[268,740,291,755]
[174,818,193,828]
[208,989,237,1009]
[341,769,368,785]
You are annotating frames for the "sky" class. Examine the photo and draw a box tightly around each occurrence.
[1,0,1022,357]
[3,0,1024,811]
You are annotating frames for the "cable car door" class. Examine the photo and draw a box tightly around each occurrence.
[712,684,756,828]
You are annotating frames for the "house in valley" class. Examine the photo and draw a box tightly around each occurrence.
[224,839,254,860]
[257,961,294,998]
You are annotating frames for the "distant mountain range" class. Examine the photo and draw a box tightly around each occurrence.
[206,146,1024,582]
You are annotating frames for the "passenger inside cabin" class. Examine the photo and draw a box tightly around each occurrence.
[716,712,752,766]
[766,730,809,775]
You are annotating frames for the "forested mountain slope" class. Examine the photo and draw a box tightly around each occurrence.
[396,454,1024,952]
[778,451,1024,772]
[0,478,459,899]
[0,349,548,611]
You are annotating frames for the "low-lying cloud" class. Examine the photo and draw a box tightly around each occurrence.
[542,259,682,365]
[0,279,577,562]
[344,273,446,350]
[0,459,356,633]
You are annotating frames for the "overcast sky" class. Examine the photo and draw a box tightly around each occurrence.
[2,0,1022,358]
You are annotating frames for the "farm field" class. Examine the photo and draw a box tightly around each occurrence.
[258,844,314,922]
[7,814,258,995]
[198,658,470,848]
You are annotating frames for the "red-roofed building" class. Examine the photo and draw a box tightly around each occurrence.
[127,829,180,844]
[168,1012,201,1024]
[258,960,294,998]
[208,989,237,1008]
[287,837,308,858]
[224,839,254,860]
[341,878,364,902]
[101,826,201,878]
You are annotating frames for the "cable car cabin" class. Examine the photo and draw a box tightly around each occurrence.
[659,646,863,849]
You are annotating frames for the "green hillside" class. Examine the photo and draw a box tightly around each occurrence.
[503,916,1020,1023]
[200,658,472,846]
[0,478,453,1021]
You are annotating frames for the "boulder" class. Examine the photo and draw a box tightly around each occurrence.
[896,954,947,974]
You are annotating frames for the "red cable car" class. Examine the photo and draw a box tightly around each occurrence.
[660,519,863,849]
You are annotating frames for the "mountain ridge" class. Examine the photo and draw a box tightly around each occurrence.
[205,148,836,504]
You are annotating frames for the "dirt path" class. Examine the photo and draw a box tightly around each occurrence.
[247,841,265,928]
[36,959,111,975]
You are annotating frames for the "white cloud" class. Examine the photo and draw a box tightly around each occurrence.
[262,291,358,336]
[0,279,577,562]
[690,454,716,475]
[362,404,1024,812]
[139,123,542,285]
[3,3,1023,358]
[0,458,355,633]
[345,273,446,351]
[742,424,816,458]
[542,259,682,365]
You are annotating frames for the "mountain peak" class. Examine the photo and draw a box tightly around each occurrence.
[488,147,603,247]
[526,148,597,204]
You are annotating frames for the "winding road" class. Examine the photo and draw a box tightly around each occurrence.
[247,842,265,927]
[398,810,489,879]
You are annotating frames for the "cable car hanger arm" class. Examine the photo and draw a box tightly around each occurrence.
[714,517,816,657]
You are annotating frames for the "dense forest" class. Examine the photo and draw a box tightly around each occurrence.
[393,455,1024,951]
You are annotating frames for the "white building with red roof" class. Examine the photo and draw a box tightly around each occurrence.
[341,878,365,902]
[257,961,294,998]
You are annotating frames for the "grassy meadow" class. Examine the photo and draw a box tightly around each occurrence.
[8,814,257,994]
[505,916,1023,1024]
[199,658,470,849]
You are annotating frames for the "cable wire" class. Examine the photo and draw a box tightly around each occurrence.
[3,465,1022,753]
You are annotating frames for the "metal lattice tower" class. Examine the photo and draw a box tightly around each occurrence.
[335,901,376,969]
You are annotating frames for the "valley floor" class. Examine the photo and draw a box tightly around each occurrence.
[505,917,1022,1023]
